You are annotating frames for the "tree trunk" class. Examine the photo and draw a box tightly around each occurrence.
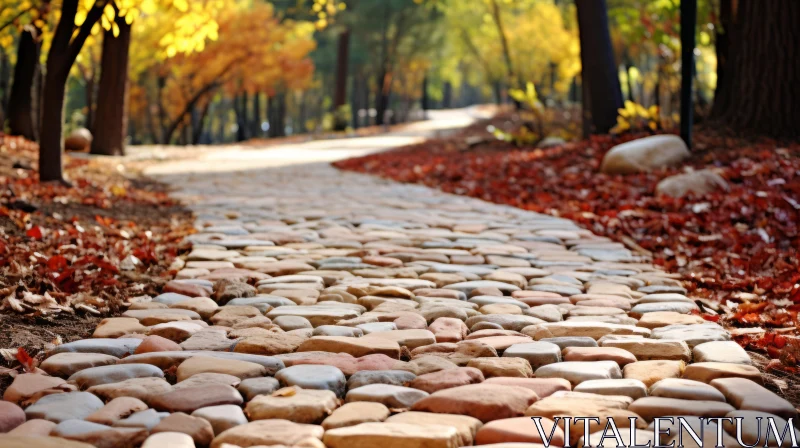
[91,16,131,155]
[0,49,9,125]
[375,69,392,126]
[85,76,95,132]
[489,0,517,96]
[39,0,104,182]
[680,0,697,147]
[251,92,262,137]
[235,93,248,141]
[576,0,624,134]
[269,91,286,137]
[710,0,797,139]
[39,64,69,182]
[711,0,735,117]
[333,28,350,131]
[442,82,452,109]
[8,26,40,140]
[421,75,429,118]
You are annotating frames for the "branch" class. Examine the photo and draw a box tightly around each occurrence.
[0,7,34,33]
[65,0,107,67]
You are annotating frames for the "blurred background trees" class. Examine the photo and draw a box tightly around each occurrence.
[0,0,796,181]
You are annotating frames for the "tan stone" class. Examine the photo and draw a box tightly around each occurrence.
[386,411,482,446]
[210,420,324,448]
[623,360,685,387]
[245,387,339,424]
[628,396,735,421]
[682,362,762,384]
[467,357,532,378]
[92,318,148,338]
[297,336,401,358]
[601,339,691,362]
[322,402,390,430]
[323,422,461,448]
[233,333,306,356]
[85,397,148,425]
[636,311,705,329]
[410,384,539,423]
[176,356,266,382]
[710,377,796,419]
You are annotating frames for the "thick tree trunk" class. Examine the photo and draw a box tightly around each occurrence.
[710,0,797,139]
[39,64,69,182]
[39,0,104,182]
[8,26,40,140]
[576,0,624,134]
[268,91,286,137]
[91,16,131,155]
[711,0,735,117]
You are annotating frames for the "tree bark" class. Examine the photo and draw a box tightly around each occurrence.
[711,0,735,117]
[39,0,104,182]
[91,15,131,155]
[251,92,262,137]
[8,26,40,140]
[333,28,350,131]
[680,0,697,148]
[575,0,624,134]
[710,0,797,139]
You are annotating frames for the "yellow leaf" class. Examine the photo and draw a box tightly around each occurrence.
[112,21,120,37]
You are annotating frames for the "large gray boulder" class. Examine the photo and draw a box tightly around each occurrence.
[601,135,690,174]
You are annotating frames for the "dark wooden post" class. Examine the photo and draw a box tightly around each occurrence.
[680,0,697,148]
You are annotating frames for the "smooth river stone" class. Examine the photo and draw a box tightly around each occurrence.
[692,340,752,365]
[209,419,323,448]
[25,392,105,423]
[47,338,142,358]
[502,341,561,369]
[176,355,266,381]
[648,378,726,402]
[298,336,401,358]
[245,388,339,424]
[347,370,417,390]
[68,364,165,389]
[150,384,243,413]
[346,384,430,408]
[322,402,391,430]
[410,383,539,423]
[275,365,347,397]
[534,361,622,386]
[323,422,461,448]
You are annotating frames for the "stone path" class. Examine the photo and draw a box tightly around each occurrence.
[3,114,798,447]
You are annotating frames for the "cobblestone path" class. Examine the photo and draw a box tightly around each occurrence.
[2,121,798,447]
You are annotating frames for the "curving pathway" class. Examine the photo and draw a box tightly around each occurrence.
[1,110,796,447]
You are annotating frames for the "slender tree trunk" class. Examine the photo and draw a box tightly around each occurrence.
[710,0,797,138]
[91,16,131,155]
[192,101,210,144]
[333,28,350,131]
[235,93,248,141]
[217,99,227,143]
[270,91,286,137]
[421,75,429,118]
[442,82,452,109]
[8,26,40,140]
[251,92,262,137]
[680,0,697,147]
[492,81,502,105]
[349,73,359,129]
[489,0,517,95]
[576,0,624,134]
[375,70,392,126]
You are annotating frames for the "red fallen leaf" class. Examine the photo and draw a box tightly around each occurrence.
[47,255,69,272]
[701,314,721,322]
[16,348,36,373]
[25,226,43,239]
